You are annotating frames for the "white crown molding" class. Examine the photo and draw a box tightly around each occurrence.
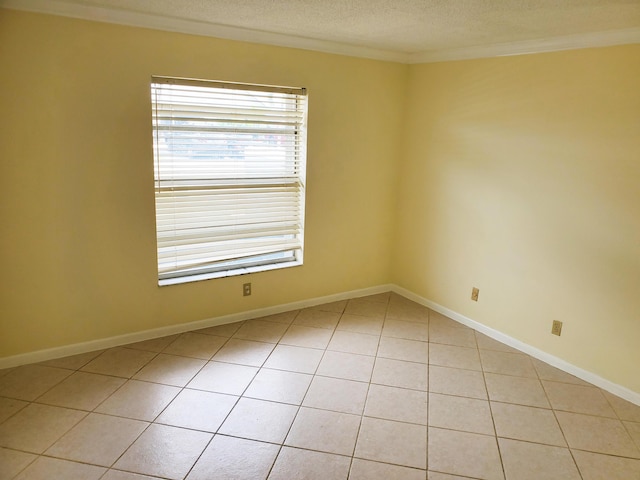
[1,0,410,63]
[409,27,640,64]
[4,0,639,64]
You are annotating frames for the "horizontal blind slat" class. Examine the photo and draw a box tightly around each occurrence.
[152,76,307,280]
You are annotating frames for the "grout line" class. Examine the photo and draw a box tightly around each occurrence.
[537,364,584,479]
[164,326,262,480]
[97,333,233,477]
[3,291,640,479]
[259,307,310,479]
[347,294,391,477]
[425,306,431,472]
[477,334,507,480]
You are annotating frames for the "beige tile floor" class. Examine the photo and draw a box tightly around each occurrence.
[1,292,639,479]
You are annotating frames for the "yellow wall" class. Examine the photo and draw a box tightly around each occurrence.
[2,8,639,396]
[0,9,406,356]
[393,45,640,392]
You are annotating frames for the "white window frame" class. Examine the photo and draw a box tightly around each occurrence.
[151,76,307,286]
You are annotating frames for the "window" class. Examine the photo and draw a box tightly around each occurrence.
[151,76,308,285]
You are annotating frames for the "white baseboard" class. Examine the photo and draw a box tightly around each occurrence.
[392,285,640,407]
[3,282,638,407]
[0,284,393,369]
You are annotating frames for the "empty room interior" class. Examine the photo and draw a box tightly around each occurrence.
[1,1,639,479]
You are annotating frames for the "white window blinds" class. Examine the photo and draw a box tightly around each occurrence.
[151,76,307,285]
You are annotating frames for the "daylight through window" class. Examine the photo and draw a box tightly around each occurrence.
[151,76,307,285]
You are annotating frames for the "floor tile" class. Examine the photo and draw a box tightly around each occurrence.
[268,446,351,480]
[263,344,324,374]
[233,319,290,342]
[377,336,428,364]
[196,321,244,337]
[36,371,125,410]
[0,397,28,423]
[365,384,428,425]
[212,338,275,367]
[385,307,430,324]
[602,390,640,422]
[386,299,429,324]
[427,472,474,480]
[572,449,640,480]
[429,365,487,399]
[484,373,550,408]
[316,350,375,382]
[46,413,147,467]
[125,335,179,353]
[479,350,537,378]
[428,427,504,480]
[327,330,379,356]
[531,358,590,386]
[156,388,238,432]
[428,311,463,329]
[360,292,391,303]
[132,354,206,387]
[388,291,417,304]
[310,300,347,313]
[0,447,37,479]
[349,458,426,480]
[279,325,333,349]
[219,398,298,444]
[186,435,279,480]
[102,471,163,479]
[625,420,640,449]
[429,344,481,371]
[13,457,106,480]
[94,380,180,421]
[309,300,347,313]
[244,368,312,405]
[163,332,227,359]
[114,424,211,480]
[382,319,429,341]
[303,376,368,415]
[285,407,361,455]
[4,292,635,480]
[0,403,86,453]
[345,298,387,318]
[255,310,299,324]
[0,365,73,401]
[556,411,640,458]
[355,416,427,469]
[81,348,156,378]
[429,393,494,435]
[429,325,476,348]
[187,361,258,395]
[499,438,580,480]
[336,313,384,335]
[475,332,521,354]
[543,380,617,417]
[39,350,104,370]
[371,357,428,390]
[0,368,15,379]
[292,309,341,329]
[491,401,566,446]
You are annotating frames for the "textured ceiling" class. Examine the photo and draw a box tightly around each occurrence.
[4,0,640,62]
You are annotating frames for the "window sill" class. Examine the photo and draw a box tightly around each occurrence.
[158,260,303,287]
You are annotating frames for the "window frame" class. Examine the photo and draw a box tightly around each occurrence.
[150,76,308,286]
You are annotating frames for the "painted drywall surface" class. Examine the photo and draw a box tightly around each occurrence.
[394,45,640,392]
[0,9,406,357]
